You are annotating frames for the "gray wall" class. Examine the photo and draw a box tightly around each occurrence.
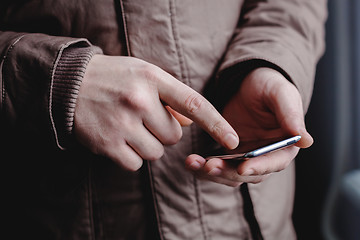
[293,1,360,239]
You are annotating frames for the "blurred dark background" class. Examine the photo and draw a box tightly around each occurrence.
[293,0,360,239]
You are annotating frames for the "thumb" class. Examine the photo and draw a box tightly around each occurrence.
[279,110,313,148]
[269,75,314,148]
[274,86,313,148]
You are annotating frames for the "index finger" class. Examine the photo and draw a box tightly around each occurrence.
[157,73,239,150]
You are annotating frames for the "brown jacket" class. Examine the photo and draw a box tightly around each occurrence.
[0,0,326,239]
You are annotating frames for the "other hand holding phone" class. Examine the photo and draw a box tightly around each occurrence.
[185,68,313,187]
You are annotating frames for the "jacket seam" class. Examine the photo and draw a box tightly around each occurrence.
[194,177,210,240]
[147,161,165,240]
[0,34,26,115]
[168,0,189,85]
[190,120,209,239]
[119,0,132,56]
[87,164,96,240]
[169,4,208,238]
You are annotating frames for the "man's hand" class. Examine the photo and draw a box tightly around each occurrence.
[74,55,239,171]
[185,67,313,187]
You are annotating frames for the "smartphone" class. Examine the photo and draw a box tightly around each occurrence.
[205,135,301,161]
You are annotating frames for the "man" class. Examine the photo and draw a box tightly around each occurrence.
[0,0,326,239]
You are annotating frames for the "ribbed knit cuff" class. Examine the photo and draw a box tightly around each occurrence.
[51,44,102,149]
[210,59,290,112]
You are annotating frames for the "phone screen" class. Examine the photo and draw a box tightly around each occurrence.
[205,135,301,161]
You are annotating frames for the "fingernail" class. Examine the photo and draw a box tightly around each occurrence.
[208,167,222,176]
[189,161,201,170]
[224,133,239,150]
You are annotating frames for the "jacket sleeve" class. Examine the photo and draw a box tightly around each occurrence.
[0,31,103,150]
[214,0,327,112]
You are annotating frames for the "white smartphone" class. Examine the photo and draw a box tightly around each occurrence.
[205,135,301,161]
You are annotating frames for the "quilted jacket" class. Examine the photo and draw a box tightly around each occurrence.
[0,0,326,239]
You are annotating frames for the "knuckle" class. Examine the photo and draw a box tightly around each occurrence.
[256,168,269,176]
[124,159,144,171]
[162,126,183,145]
[141,64,161,84]
[122,91,151,113]
[184,93,205,115]
[209,120,225,138]
[110,146,144,172]
[145,144,164,161]
[249,176,266,184]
